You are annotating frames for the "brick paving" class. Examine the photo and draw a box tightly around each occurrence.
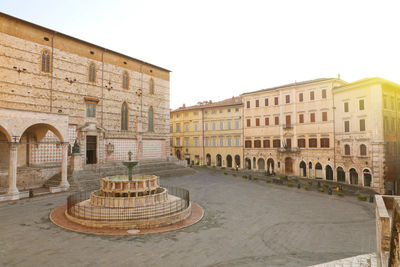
[0,168,376,267]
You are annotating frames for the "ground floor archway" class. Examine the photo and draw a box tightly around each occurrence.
[226,155,232,168]
[216,154,222,167]
[245,158,251,170]
[363,169,372,187]
[267,158,274,174]
[206,154,211,166]
[315,163,323,179]
[350,168,358,185]
[337,167,345,182]
[299,161,306,177]
[326,165,333,180]
[285,157,293,174]
[234,155,240,168]
[257,158,265,170]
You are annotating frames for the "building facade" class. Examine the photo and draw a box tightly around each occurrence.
[0,13,170,199]
[333,78,400,194]
[170,97,243,168]
[241,78,346,180]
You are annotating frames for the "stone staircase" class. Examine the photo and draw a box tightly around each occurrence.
[310,253,377,267]
[44,158,196,192]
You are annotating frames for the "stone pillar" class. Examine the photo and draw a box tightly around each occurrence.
[7,142,19,199]
[59,142,70,190]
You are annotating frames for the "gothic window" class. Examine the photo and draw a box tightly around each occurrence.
[41,50,51,73]
[121,102,128,130]
[148,106,154,132]
[149,78,155,94]
[122,71,129,89]
[89,63,96,82]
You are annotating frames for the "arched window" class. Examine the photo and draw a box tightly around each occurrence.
[344,144,351,155]
[121,102,128,130]
[89,63,96,82]
[148,106,154,132]
[360,144,367,156]
[122,71,129,89]
[149,78,155,94]
[41,50,51,73]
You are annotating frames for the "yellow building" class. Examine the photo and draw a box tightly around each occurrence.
[170,97,243,168]
[241,78,346,178]
[333,77,400,194]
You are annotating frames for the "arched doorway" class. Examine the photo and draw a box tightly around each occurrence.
[216,154,222,167]
[315,163,323,178]
[299,161,306,177]
[176,150,181,160]
[206,154,211,166]
[325,165,333,180]
[245,158,251,170]
[0,126,11,168]
[267,158,274,174]
[253,157,256,169]
[234,155,240,168]
[337,167,345,182]
[257,158,265,170]
[350,168,358,185]
[363,169,372,187]
[226,155,233,168]
[284,157,293,174]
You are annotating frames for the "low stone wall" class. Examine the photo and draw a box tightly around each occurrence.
[65,202,192,229]
[90,188,168,208]
[0,165,60,192]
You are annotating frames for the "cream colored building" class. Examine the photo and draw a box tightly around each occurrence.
[0,13,170,200]
[241,78,346,180]
[170,97,243,168]
[333,78,400,194]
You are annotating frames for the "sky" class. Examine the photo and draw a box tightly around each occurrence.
[1,0,399,109]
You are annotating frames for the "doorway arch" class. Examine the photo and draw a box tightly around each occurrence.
[226,155,232,168]
[267,158,274,174]
[206,154,211,166]
[337,167,345,182]
[284,157,293,174]
[234,155,241,168]
[363,169,372,187]
[245,158,251,170]
[350,168,358,185]
[315,163,323,178]
[325,165,333,180]
[257,158,265,170]
[216,154,222,167]
[299,161,306,177]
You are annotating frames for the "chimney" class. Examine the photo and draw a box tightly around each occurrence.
[182,104,186,108]
[337,73,341,79]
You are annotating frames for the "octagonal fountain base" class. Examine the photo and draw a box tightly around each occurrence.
[50,174,203,235]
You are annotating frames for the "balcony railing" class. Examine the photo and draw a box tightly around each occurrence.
[283,124,293,129]
[277,147,300,153]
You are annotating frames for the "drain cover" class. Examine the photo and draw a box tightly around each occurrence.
[127,229,140,234]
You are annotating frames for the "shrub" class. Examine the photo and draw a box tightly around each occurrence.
[307,181,313,185]
[337,192,344,197]
[358,195,367,201]
[221,167,225,170]
[212,165,216,168]
[232,173,237,177]
[318,188,324,193]
[287,183,293,187]
[224,172,227,175]
[304,186,310,190]
[253,177,258,181]
[231,168,235,171]
[323,184,329,188]
[266,180,271,183]
[279,175,287,180]
[291,177,298,183]
[242,175,247,179]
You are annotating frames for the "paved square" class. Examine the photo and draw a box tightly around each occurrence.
[0,169,376,267]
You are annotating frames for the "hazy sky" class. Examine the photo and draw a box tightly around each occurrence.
[1,0,399,109]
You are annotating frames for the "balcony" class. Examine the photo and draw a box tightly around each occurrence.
[283,124,293,129]
[277,147,300,153]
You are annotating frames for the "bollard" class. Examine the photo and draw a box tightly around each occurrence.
[297,183,301,189]
[328,188,332,195]
[249,175,252,180]
[369,195,374,203]
[29,188,34,198]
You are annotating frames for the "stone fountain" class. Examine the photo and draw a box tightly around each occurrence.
[122,151,138,181]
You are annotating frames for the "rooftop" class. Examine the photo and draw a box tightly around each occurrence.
[171,96,242,112]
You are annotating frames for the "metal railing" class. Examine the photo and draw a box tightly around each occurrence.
[66,185,190,221]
